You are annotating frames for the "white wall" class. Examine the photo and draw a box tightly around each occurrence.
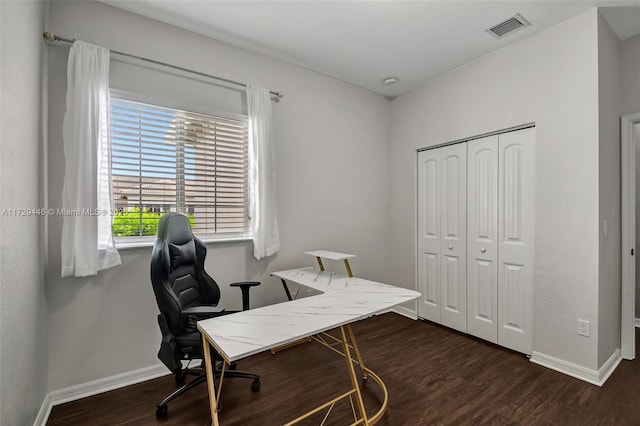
[597,12,622,367]
[0,1,49,424]
[621,34,640,115]
[390,9,603,370]
[46,0,391,391]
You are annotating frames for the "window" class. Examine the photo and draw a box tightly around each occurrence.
[110,97,251,242]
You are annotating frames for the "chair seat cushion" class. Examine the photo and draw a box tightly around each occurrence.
[176,331,202,348]
[176,332,203,358]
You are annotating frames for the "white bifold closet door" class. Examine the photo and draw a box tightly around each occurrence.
[466,128,535,353]
[466,135,500,343]
[417,143,467,333]
[418,127,534,355]
[496,128,535,354]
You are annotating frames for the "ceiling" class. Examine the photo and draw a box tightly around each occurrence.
[100,1,640,97]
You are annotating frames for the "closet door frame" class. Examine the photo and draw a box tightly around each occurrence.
[621,112,640,360]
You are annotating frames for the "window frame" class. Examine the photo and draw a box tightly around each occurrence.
[109,90,253,248]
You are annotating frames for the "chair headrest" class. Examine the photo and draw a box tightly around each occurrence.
[156,213,193,246]
[169,239,196,271]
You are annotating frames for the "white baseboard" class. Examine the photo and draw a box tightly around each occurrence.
[635,317,640,328]
[391,305,418,320]
[34,364,169,426]
[33,393,52,426]
[529,348,621,387]
[598,349,623,384]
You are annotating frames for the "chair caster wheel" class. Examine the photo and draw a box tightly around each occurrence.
[251,379,261,392]
[156,405,168,418]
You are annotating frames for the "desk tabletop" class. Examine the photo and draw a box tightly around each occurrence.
[197,267,420,362]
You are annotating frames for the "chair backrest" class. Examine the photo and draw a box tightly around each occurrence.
[150,213,221,334]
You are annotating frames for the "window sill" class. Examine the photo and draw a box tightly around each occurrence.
[115,235,253,250]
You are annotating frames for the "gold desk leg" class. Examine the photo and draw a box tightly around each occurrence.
[270,337,311,354]
[343,259,354,277]
[347,324,368,380]
[202,336,220,426]
[339,326,369,425]
[283,325,388,425]
[316,256,325,271]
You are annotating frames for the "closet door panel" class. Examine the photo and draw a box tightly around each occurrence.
[439,144,467,332]
[417,151,441,323]
[497,128,535,354]
[467,136,499,343]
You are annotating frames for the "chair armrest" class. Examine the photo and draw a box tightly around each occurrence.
[229,281,261,288]
[181,306,225,319]
[229,281,261,311]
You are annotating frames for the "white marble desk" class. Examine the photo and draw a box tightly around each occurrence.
[197,267,420,425]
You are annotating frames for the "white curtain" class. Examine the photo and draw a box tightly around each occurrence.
[247,85,279,260]
[61,41,121,277]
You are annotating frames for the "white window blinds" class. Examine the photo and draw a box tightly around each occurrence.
[110,97,250,239]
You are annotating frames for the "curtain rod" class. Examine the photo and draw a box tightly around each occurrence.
[43,32,284,99]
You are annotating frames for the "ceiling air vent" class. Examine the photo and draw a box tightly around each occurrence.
[486,13,531,39]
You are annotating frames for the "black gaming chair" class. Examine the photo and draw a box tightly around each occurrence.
[150,212,261,418]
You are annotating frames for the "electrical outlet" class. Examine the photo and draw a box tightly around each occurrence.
[578,319,590,337]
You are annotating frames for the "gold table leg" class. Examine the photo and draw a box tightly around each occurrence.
[204,323,388,425]
[339,326,369,425]
[202,336,220,426]
[343,259,354,277]
[284,324,381,425]
[270,337,311,354]
[347,324,368,380]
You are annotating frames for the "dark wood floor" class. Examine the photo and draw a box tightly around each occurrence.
[48,313,640,425]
